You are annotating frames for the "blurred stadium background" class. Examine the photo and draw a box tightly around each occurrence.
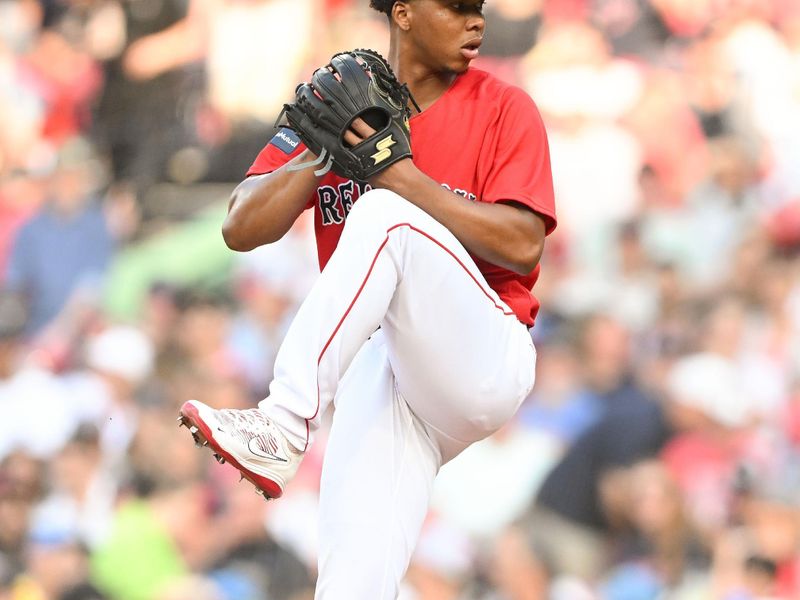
[2,0,800,598]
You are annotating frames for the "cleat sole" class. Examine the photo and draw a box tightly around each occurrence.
[177,401,283,500]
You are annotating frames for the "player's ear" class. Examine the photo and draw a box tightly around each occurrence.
[392,1,412,31]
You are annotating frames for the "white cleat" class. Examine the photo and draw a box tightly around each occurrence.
[178,399,303,499]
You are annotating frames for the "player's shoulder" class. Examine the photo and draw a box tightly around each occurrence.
[458,68,539,110]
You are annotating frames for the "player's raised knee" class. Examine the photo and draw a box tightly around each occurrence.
[348,188,414,223]
[352,188,405,214]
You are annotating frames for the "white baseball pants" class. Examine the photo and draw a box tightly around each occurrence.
[259,189,537,599]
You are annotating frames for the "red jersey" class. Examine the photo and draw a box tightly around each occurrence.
[247,68,557,325]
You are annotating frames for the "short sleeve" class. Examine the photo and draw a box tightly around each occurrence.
[246,128,307,177]
[481,87,557,235]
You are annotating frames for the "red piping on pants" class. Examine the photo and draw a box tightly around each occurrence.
[305,222,516,450]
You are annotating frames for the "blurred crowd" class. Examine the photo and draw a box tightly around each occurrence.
[2,0,800,598]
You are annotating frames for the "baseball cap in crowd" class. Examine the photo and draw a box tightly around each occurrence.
[84,326,154,384]
[666,352,753,428]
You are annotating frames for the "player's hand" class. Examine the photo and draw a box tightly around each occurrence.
[344,117,415,189]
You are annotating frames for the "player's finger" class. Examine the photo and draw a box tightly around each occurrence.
[343,129,362,147]
[351,118,376,138]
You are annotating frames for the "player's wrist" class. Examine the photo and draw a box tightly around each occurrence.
[369,158,417,191]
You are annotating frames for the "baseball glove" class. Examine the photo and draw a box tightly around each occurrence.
[278,49,419,182]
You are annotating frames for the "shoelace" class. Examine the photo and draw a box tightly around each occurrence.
[218,407,274,432]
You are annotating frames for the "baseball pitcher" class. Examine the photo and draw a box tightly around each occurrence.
[179,1,557,597]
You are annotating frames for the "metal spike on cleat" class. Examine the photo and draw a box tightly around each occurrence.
[189,426,198,434]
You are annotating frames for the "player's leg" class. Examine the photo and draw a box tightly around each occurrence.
[315,189,537,460]
[178,187,410,498]
[267,188,535,448]
[314,331,444,600]
[292,191,535,599]
[179,188,535,496]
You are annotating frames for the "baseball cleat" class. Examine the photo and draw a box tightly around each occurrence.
[178,399,303,500]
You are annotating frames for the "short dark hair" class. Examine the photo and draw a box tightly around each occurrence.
[369,0,395,17]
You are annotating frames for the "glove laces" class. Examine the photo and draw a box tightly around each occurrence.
[285,146,335,177]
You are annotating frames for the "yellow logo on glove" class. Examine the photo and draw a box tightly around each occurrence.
[371,135,396,164]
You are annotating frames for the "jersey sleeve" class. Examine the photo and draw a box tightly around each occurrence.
[481,87,557,235]
[246,128,307,177]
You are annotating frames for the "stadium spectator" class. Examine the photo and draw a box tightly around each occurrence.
[4,138,114,336]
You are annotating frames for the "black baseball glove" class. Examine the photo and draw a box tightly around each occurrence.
[278,49,419,183]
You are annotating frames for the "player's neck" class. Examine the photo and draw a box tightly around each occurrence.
[403,70,457,113]
[389,42,457,112]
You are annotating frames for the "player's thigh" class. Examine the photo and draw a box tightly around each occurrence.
[383,270,536,446]
[349,188,536,443]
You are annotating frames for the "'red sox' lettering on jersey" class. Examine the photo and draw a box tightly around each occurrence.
[313,182,472,228]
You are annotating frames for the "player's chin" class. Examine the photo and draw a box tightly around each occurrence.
[448,56,472,73]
